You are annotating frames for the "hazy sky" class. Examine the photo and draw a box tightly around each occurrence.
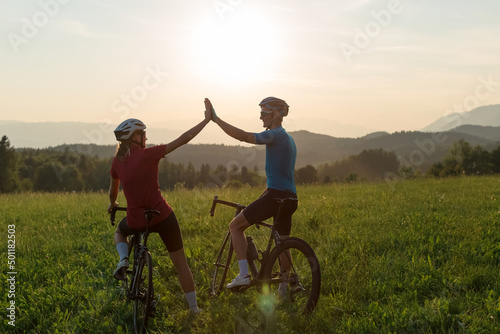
[1,0,500,144]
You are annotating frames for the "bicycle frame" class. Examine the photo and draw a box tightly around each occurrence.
[211,196,321,314]
[210,196,291,286]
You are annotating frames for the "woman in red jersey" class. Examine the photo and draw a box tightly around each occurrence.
[108,102,211,313]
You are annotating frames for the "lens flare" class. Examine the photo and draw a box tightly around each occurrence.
[257,284,276,315]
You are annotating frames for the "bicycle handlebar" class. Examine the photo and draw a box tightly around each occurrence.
[210,196,246,217]
[110,206,127,226]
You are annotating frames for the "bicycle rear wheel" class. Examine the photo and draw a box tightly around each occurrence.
[133,251,153,334]
[263,237,321,314]
[212,231,236,296]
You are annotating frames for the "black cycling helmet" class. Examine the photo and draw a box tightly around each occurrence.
[259,97,289,117]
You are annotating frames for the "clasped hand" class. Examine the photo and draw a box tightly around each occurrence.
[204,98,218,122]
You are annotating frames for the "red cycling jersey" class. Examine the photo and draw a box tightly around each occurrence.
[110,145,172,229]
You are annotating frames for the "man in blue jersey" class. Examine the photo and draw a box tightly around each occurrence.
[205,97,298,289]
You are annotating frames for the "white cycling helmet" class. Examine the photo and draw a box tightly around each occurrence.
[114,119,146,141]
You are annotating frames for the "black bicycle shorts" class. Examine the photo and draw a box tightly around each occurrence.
[118,211,183,253]
[242,188,298,236]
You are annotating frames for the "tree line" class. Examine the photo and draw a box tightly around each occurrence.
[1,135,499,193]
[428,139,500,177]
[0,136,266,193]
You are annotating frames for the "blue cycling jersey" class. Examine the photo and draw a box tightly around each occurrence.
[254,127,297,194]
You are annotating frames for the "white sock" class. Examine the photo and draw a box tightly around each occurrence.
[238,259,249,277]
[116,242,128,261]
[185,291,197,309]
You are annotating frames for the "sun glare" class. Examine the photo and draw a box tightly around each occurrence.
[191,10,276,83]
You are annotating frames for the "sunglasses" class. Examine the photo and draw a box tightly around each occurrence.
[260,111,273,117]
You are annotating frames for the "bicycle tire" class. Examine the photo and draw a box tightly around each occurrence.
[133,251,154,334]
[262,237,321,314]
[212,231,235,296]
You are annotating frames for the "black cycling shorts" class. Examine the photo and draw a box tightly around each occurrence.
[242,188,298,236]
[118,211,183,253]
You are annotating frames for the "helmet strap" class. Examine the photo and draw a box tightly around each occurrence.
[267,115,281,130]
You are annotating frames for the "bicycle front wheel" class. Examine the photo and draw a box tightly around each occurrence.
[133,251,154,334]
[263,237,321,314]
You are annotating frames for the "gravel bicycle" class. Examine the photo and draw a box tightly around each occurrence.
[110,207,159,334]
[210,196,321,314]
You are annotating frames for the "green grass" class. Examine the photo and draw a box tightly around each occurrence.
[1,177,500,333]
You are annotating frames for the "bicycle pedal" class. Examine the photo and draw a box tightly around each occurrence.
[290,283,305,294]
[149,296,160,318]
[229,286,245,293]
[135,292,146,302]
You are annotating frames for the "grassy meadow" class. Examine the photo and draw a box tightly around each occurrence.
[1,176,500,333]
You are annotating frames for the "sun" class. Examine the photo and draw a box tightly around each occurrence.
[190,9,276,83]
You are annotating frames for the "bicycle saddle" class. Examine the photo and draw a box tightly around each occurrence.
[143,209,161,219]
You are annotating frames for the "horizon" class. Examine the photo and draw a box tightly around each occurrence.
[2,102,500,149]
[1,1,500,142]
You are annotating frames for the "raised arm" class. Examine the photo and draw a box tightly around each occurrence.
[164,101,211,155]
[205,98,256,144]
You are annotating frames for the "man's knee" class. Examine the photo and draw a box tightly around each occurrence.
[228,220,238,233]
[229,213,249,233]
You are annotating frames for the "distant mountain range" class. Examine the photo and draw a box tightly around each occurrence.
[421,104,500,132]
[15,126,500,172]
[3,104,500,171]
